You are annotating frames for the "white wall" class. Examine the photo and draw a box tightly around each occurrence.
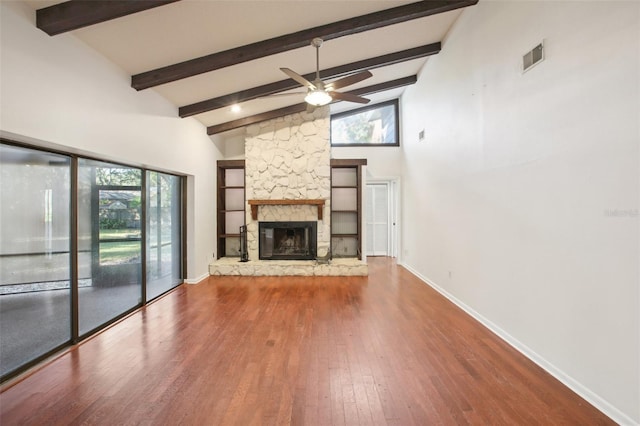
[401,1,639,423]
[0,1,223,282]
[331,144,403,179]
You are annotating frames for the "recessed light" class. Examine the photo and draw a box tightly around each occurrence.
[231,104,241,113]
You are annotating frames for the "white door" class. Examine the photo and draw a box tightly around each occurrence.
[365,183,390,256]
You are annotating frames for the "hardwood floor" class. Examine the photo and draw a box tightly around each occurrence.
[1,258,613,425]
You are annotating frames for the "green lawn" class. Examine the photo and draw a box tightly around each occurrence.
[100,241,140,265]
[100,229,140,239]
[98,228,175,264]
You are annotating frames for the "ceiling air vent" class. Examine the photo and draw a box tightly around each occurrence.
[523,42,544,73]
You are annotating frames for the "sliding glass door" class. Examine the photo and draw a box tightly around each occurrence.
[0,144,71,377]
[146,171,182,301]
[0,141,185,381]
[77,159,143,336]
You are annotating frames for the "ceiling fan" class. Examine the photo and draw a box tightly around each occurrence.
[280,38,373,107]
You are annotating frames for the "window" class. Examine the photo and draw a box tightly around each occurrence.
[0,140,185,381]
[331,99,399,147]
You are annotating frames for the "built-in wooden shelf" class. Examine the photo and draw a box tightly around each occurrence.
[248,199,325,220]
[330,159,366,260]
[217,160,246,259]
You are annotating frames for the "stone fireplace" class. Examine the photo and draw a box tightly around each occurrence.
[244,107,331,262]
[209,107,367,276]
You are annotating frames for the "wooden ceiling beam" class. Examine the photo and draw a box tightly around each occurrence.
[207,75,417,135]
[36,1,181,36]
[132,0,478,90]
[179,42,440,118]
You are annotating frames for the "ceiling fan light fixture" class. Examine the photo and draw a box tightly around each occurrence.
[305,89,332,106]
[279,37,372,107]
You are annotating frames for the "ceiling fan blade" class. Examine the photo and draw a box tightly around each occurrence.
[280,68,316,90]
[326,70,373,91]
[329,91,371,104]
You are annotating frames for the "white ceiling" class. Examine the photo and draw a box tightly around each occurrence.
[23,1,466,136]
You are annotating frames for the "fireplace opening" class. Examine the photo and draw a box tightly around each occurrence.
[259,221,317,260]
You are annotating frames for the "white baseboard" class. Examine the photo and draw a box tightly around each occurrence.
[183,272,209,285]
[401,262,638,426]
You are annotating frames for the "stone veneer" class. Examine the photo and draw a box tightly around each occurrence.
[209,257,368,276]
[245,107,331,260]
[210,107,367,276]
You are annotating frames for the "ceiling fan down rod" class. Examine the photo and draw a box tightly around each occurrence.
[312,38,323,82]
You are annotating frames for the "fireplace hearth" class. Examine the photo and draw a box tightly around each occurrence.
[259,221,317,260]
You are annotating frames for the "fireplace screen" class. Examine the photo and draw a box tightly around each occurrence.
[259,221,317,260]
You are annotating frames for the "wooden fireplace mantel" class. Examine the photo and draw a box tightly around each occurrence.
[248,199,325,220]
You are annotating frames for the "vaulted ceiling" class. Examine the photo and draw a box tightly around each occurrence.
[27,0,478,136]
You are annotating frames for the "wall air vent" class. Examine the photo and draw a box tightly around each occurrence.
[523,42,544,73]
